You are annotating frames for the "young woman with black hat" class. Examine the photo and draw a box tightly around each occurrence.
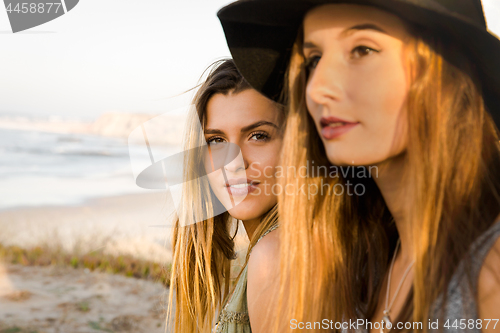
[166,59,284,333]
[218,1,500,332]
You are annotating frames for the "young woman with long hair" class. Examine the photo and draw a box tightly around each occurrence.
[218,1,500,332]
[166,59,285,333]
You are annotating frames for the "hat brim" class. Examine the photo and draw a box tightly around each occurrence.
[218,0,500,127]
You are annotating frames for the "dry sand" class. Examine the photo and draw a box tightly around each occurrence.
[0,192,175,262]
[0,192,174,332]
[0,262,169,332]
[0,191,250,332]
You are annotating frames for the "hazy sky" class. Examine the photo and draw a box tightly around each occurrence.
[1,0,499,120]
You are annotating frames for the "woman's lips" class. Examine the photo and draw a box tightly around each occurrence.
[225,178,260,196]
[320,116,359,140]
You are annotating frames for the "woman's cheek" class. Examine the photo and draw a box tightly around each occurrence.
[261,154,280,180]
[206,171,221,194]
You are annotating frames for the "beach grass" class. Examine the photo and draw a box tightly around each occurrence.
[0,243,171,287]
[0,326,40,333]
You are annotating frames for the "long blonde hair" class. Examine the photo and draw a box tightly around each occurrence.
[274,20,500,332]
[166,59,282,333]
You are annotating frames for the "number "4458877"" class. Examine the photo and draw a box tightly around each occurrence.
[6,2,62,14]
[444,319,499,330]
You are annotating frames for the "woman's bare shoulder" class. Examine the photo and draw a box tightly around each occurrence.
[477,234,500,333]
[246,229,280,333]
[249,228,280,262]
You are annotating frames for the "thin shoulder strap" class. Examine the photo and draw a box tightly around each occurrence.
[249,224,279,255]
[470,219,500,284]
[219,223,280,308]
[257,224,279,243]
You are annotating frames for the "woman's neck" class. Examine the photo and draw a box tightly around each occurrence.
[373,153,413,263]
[242,217,261,240]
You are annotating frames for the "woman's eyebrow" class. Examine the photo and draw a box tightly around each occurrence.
[303,23,388,49]
[340,23,388,38]
[204,128,224,135]
[204,121,278,135]
[303,41,317,49]
[240,120,278,133]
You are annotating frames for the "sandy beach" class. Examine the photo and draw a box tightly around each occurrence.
[0,190,250,332]
[0,262,168,332]
[0,192,175,262]
[0,192,175,331]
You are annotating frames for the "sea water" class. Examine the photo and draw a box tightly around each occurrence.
[0,126,173,210]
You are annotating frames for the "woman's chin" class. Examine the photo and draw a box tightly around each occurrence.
[325,147,385,167]
[227,200,274,222]
[325,153,367,167]
[227,206,257,221]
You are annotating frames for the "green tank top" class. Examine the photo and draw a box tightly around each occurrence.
[213,224,279,333]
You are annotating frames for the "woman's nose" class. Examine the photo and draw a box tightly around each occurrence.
[223,145,247,174]
[305,56,343,107]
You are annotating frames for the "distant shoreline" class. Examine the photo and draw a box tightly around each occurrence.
[0,191,167,213]
[0,192,174,263]
[0,111,186,145]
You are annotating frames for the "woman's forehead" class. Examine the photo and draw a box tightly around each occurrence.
[205,90,280,131]
[303,4,410,41]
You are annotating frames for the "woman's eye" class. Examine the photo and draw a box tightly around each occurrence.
[250,132,269,142]
[305,55,321,70]
[207,137,225,145]
[351,46,379,59]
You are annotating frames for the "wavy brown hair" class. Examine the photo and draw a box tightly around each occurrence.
[166,59,282,333]
[273,19,500,333]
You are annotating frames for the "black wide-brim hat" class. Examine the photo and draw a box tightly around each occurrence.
[217,0,500,128]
